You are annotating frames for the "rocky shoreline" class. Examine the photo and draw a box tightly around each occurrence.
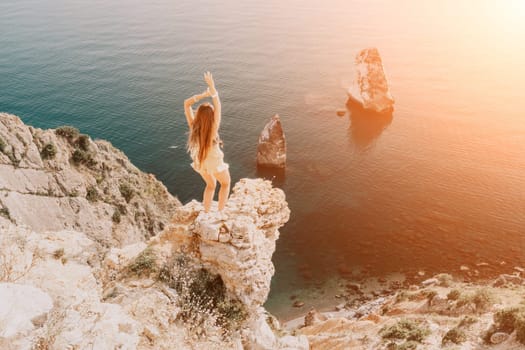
[283,270,525,349]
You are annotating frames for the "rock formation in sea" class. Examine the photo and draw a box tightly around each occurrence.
[347,47,395,114]
[256,114,286,169]
[0,113,307,349]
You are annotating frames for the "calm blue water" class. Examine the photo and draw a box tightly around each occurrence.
[1,0,524,318]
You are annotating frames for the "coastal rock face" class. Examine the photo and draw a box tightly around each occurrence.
[0,115,306,349]
[153,179,290,312]
[0,218,143,350]
[347,48,394,114]
[0,179,305,349]
[256,114,286,169]
[0,159,303,349]
[0,113,180,246]
[150,178,307,349]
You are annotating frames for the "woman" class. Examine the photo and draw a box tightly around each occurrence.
[184,72,231,213]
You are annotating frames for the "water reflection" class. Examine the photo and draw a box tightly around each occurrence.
[346,98,393,149]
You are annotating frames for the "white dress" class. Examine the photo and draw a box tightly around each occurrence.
[190,137,229,174]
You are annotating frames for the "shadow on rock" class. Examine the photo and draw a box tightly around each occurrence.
[346,98,393,150]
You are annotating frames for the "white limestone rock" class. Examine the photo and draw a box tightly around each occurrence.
[347,48,394,114]
[0,113,181,246]
[163,178,290,311]
[0,283,53,338]
[0,115,306,349]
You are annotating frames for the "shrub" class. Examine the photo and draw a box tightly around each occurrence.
[40,143,57,160]
[395,291,424,303]
[159,255,248,334]
[128,247,157,276]
[72,149,96,167]
[380,319,430,343]
[85,186,99,202]
[472,288,494,311]
[457,288,494,312]
[55,126,79,140]
[387,341,419,350]
[435,273,454,287]
[95,173,105,184]
[425,290,438,301]
[0,207,11,220]
[0,137,6,152]
[442,327,467,345]
[53,248,65,259]
[447,289,461,301]
[483,307,525,344]
[112,208,121,223]
[119,183,134,203]
[75,134,90,151]
[395,291,409,303]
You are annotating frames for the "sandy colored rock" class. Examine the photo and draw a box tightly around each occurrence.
[0,283,53,338]
[0,113,180,247]
[347,47,394,114]
[256,114,286,169]
[304,308,328,327]
[157,178,290,313]
[0,115,307,349]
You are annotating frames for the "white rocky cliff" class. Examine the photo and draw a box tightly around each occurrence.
[0,114,307,349]
[0,113,180,247]
[256,114,286,169]
[347,47,395,114]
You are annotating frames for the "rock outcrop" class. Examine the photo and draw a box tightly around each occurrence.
[256,114,286,169]
[158,178,289,310]
[0,113,180,247]
[146,178,307,349]
[347,48,394,114]
[0,179,307,350]
[0,115,307,349]
[0,218,143,350]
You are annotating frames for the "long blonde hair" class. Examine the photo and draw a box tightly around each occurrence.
[187,103,215,164]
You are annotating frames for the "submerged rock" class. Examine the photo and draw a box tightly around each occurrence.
[256,114,286,169]
[347,48,394,114]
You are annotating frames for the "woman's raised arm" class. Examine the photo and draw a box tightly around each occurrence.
[184,90,210,128]
[204,72,221,132]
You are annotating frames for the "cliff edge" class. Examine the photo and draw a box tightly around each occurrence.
[0,114,307,349]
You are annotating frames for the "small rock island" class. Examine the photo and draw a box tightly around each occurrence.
[256,114,287,169]
[347,47,395,114]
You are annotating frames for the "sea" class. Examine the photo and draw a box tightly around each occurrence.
[1,0,524,319]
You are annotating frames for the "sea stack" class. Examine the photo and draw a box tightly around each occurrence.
[256,114,286,169]
[347,48,394,114]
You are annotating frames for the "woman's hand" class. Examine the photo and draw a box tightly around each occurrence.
[204,71,217,95]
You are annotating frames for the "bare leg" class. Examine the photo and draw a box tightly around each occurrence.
[199,171,217,212]
[214,168,231,211]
